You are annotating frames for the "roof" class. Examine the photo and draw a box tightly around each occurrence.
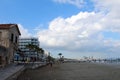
[0,24,21,35]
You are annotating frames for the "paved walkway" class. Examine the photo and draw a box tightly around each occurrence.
[0,64,24,80]
[17,62,120,80]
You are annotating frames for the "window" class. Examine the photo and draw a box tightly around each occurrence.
[11,33,14,42]
[15,36,18,43]
[0,32,2,40]
[0,56,2,65]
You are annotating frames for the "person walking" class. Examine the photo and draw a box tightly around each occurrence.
[49,60,53,67]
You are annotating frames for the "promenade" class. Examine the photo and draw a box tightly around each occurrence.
[0,64,24,80]
[17,62,120,80]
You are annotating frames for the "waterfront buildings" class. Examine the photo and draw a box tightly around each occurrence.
[0,24,21,67]
[18,37,40,61]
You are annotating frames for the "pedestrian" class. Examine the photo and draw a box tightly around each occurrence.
[49,60,53,67]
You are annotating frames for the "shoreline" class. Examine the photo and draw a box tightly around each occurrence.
[90,62,120,68]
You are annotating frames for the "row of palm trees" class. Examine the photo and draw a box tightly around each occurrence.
[26,44,65,62]
[26,44,44,61]
[25,44,56,62]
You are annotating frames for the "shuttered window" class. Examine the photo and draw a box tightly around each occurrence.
[0,32,2,40]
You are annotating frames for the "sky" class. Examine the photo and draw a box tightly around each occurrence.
[0,0,120,59]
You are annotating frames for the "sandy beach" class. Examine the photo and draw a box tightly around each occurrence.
[17,62,120,80]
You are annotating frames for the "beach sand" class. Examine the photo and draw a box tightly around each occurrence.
[17,62,120,80]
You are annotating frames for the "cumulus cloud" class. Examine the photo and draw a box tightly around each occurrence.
[94,0,120,32]
[18,24,32,38]
[37,0,120,58]
[38,12,104,49]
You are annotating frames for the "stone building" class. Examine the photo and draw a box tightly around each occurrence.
[0,24,21,67]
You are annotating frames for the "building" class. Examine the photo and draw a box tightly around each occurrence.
[18,38,40,61]
[0,24,21,67]
[41,50,49,62]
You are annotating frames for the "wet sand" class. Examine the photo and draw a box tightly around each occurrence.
[17,62,120,80]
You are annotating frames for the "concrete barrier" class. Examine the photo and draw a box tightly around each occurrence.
[5,62,47,80]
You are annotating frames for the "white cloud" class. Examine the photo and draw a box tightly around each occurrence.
[94,0,120,32]
[37,0,120,58]
[53,0,85,8]
[18,24,32,38]
[38,12,104,48]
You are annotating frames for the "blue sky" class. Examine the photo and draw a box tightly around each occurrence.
[0,0,94,28]
[0,0,120,59]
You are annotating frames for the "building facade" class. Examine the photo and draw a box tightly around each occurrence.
[18,38,40,61]
[0,24,21,67]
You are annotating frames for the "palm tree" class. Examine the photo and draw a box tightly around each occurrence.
[32,45,40,61]
[34,46,44,60]
[33,46,44,61]
[58,53,62,59]
[26,44,45,61]
[26,44,34,50]
[38,48,44,60]
[26,44,37,62]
